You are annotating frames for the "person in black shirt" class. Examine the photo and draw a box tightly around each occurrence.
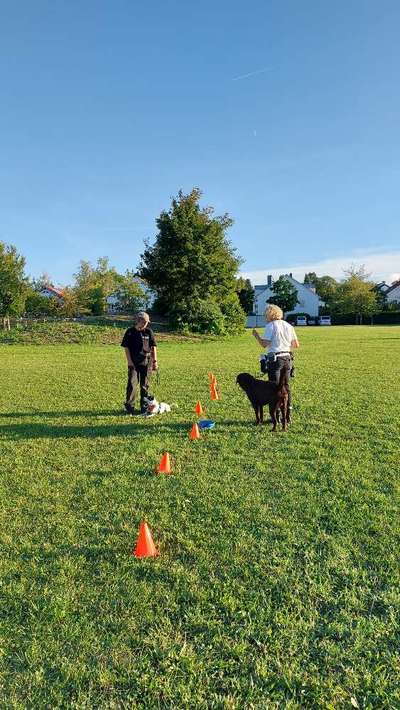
[121,311,158,414]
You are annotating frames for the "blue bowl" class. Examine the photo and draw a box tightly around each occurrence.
[198,419,215,430]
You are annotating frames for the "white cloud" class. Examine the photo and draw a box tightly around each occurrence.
[240,250,400,285]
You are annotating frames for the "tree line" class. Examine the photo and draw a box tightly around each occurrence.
[269,267,389,324]
[0,189,253,333]
[0,188,397,332]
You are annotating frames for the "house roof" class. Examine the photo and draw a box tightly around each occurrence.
[42,285,64,298]
[386,280,400,294]
[376,281,390,292]
[254,274,323,304]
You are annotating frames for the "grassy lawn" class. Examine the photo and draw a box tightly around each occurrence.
[1,326,399,708]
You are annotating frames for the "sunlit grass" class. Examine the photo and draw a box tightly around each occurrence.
[0,326,399,707]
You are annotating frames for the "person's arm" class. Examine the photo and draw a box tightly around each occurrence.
[151,345,158,370]
[252,328,271,349]
[291,326,299,349]
[124,347,134,367]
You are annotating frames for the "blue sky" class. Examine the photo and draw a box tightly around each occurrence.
[1,0,399,286]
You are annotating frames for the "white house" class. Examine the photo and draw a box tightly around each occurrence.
[247,274,324,327]
[40,285,65,301]
[386,280,400,305]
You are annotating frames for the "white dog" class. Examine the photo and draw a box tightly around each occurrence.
[142,395,171,417]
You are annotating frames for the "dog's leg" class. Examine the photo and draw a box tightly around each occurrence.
[271,404,279,432]
[253,404,260,425]
[281,401,287,431]
[259,405,264,424]
[283,393,290,429]
[271,415,277,431]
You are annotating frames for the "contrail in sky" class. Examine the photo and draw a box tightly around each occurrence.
[232,66,270,81]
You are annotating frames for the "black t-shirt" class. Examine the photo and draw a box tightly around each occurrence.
[121,327,157,365]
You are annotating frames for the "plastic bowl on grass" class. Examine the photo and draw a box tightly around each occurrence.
[198,419,215,430]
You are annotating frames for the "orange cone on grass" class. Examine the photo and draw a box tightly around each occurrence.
[210,384,219,401]
[133,521,158,558]
[194,401,204,415]
[156,452,172,474]
[189,423,201,440]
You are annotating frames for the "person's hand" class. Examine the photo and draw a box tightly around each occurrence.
[252,328,259,339]
[152,359,158,371]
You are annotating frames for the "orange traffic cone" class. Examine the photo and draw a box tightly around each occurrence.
[194,401,204,415]
[156,452,172,474]
[212,375,218,386]
[189,423,201,440]
[210,384,219,401]
[133,521,158,558]
[208,372,214,382]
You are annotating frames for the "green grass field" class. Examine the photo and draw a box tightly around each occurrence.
[1,326,399,708]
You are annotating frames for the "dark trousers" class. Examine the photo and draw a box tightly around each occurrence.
[125,363,151,410]
[267,356,292,408]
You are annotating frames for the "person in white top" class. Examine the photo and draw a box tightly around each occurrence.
[252,303,300,413]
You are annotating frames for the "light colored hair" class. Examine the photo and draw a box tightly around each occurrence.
[134,311,150,324]
[265,304,283,321]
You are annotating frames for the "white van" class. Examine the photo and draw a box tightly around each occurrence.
[296,315,307,326]
[319,315,331,326]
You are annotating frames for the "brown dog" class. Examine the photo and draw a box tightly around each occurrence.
[236,368,289,430]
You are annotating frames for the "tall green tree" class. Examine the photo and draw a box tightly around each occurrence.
[235,277,254,314]
[304,273,338,309]
[112,271,148,312]
[0,242,28,328]
[315,276,338,307]
[25,290,60,316]
[268,276,298,313]
[304,272,318,286]
[139,188,244,333]
[73,257,120,314]
[333,266,379,323]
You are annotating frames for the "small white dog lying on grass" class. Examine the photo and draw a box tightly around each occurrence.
[142,395,171,417]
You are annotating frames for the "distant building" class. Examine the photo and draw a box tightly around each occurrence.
[40,285,65,301]
[386,280,400,305]
[247,273,324,327]
[375,281,391,294]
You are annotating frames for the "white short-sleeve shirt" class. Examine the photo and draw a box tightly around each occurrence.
[264,320,297,353]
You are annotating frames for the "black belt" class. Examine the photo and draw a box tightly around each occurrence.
[265,352,291,362]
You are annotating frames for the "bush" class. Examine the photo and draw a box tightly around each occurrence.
[220,293,246,334]
[170,298,226,335]
[372,311,400,325]
[169,294,246,335]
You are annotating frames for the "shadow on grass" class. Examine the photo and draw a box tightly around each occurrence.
[0,421,188,440]
[0,409,126,419]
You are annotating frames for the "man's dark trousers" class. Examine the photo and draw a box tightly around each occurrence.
[126,363,150,411]
[267,356,292,408]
